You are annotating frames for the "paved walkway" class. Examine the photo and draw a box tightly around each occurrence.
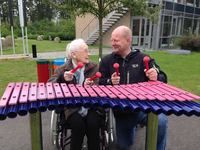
[0,48,111,60]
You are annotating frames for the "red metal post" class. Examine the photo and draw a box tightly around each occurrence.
[30,59,50,150]
[37,59,50,82]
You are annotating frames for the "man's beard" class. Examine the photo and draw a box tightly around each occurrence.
[112,47,120,53]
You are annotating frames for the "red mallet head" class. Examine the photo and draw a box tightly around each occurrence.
[70,62,84,73]
[113,63,119,76]
[89,72,102,81]
[143,56,150,71]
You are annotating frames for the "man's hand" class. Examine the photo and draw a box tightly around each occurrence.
[111,72,120,85]
[64,71,74,81]
[84,78,94,86]
[145,68,158,81]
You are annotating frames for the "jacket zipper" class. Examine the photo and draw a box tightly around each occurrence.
[122,59,126,83]
[127,71,130,84]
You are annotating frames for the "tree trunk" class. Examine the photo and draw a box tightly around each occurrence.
[98,15,103,61]
[98,0,103,61]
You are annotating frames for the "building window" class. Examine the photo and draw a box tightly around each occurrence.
[196,0,200,8]
[177,17,184,35]
[193,19,198,33]
[162,16,172,36]
[183,18,193,34]
[132,19,140,36]
[193,16,200,35]
[164,0,174,2]
[198,19,200,35]
[176,0,185,4]
[186,0,194,6]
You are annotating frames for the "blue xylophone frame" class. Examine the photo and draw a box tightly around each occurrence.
[1,97,200,120]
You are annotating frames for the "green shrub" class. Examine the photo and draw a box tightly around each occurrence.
[1,23,10,37]
[56,19,75,40]
[177,36,200,52]
[27,20,54,35]
[28,34,39,39]
[27,19,75,41]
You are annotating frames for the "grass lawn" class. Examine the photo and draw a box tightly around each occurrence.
[2,39,70,55]
[147,51,200,95]
[0,59,37,95]
[0,51,200,96]
[2,39,102,55]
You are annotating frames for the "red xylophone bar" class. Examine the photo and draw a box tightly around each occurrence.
[1,81,200,106]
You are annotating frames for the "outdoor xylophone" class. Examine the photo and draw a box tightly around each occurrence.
[0,81,200,120]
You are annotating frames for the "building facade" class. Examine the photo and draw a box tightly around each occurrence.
[76,0,200,49]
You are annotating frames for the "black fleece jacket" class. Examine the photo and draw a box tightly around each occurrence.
[99,49,167,85]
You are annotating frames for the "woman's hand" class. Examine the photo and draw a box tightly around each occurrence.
[64,71,74,81]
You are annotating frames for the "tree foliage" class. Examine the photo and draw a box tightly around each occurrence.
[0,0,64,24]
[27,0,54,22]
[0,0,74,39]
[46,0,160,59]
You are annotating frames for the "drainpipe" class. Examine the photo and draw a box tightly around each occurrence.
[152,0,163,50]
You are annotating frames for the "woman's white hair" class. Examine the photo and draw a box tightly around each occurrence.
[66,39,87,58]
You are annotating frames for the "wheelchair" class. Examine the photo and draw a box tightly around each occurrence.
[50,108,116,150]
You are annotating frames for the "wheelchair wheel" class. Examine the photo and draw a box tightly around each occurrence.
[105,109,117,149]
[60,126,72,150]
[50,109,115,150]
[99,128,110,150]
[97,108,116,150]
[50,110,66,150]
[50,110,59,149]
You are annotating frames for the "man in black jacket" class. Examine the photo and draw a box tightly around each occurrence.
[99,26,168,150]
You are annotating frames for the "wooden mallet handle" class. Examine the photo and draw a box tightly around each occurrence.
[89,72,102,81]
[70,62,84,73]
[143,56,150,71]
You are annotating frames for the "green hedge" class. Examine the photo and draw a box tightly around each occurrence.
[1,19,75,41]
[27,19,75,41]
[1,23,11,37]
[177,36,200,52]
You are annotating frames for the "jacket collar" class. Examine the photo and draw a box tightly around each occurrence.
[113,48,140,60]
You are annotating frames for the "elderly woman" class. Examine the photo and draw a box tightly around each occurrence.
[48,39,103,150]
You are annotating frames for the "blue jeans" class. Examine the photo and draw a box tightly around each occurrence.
[115,112,168,150]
